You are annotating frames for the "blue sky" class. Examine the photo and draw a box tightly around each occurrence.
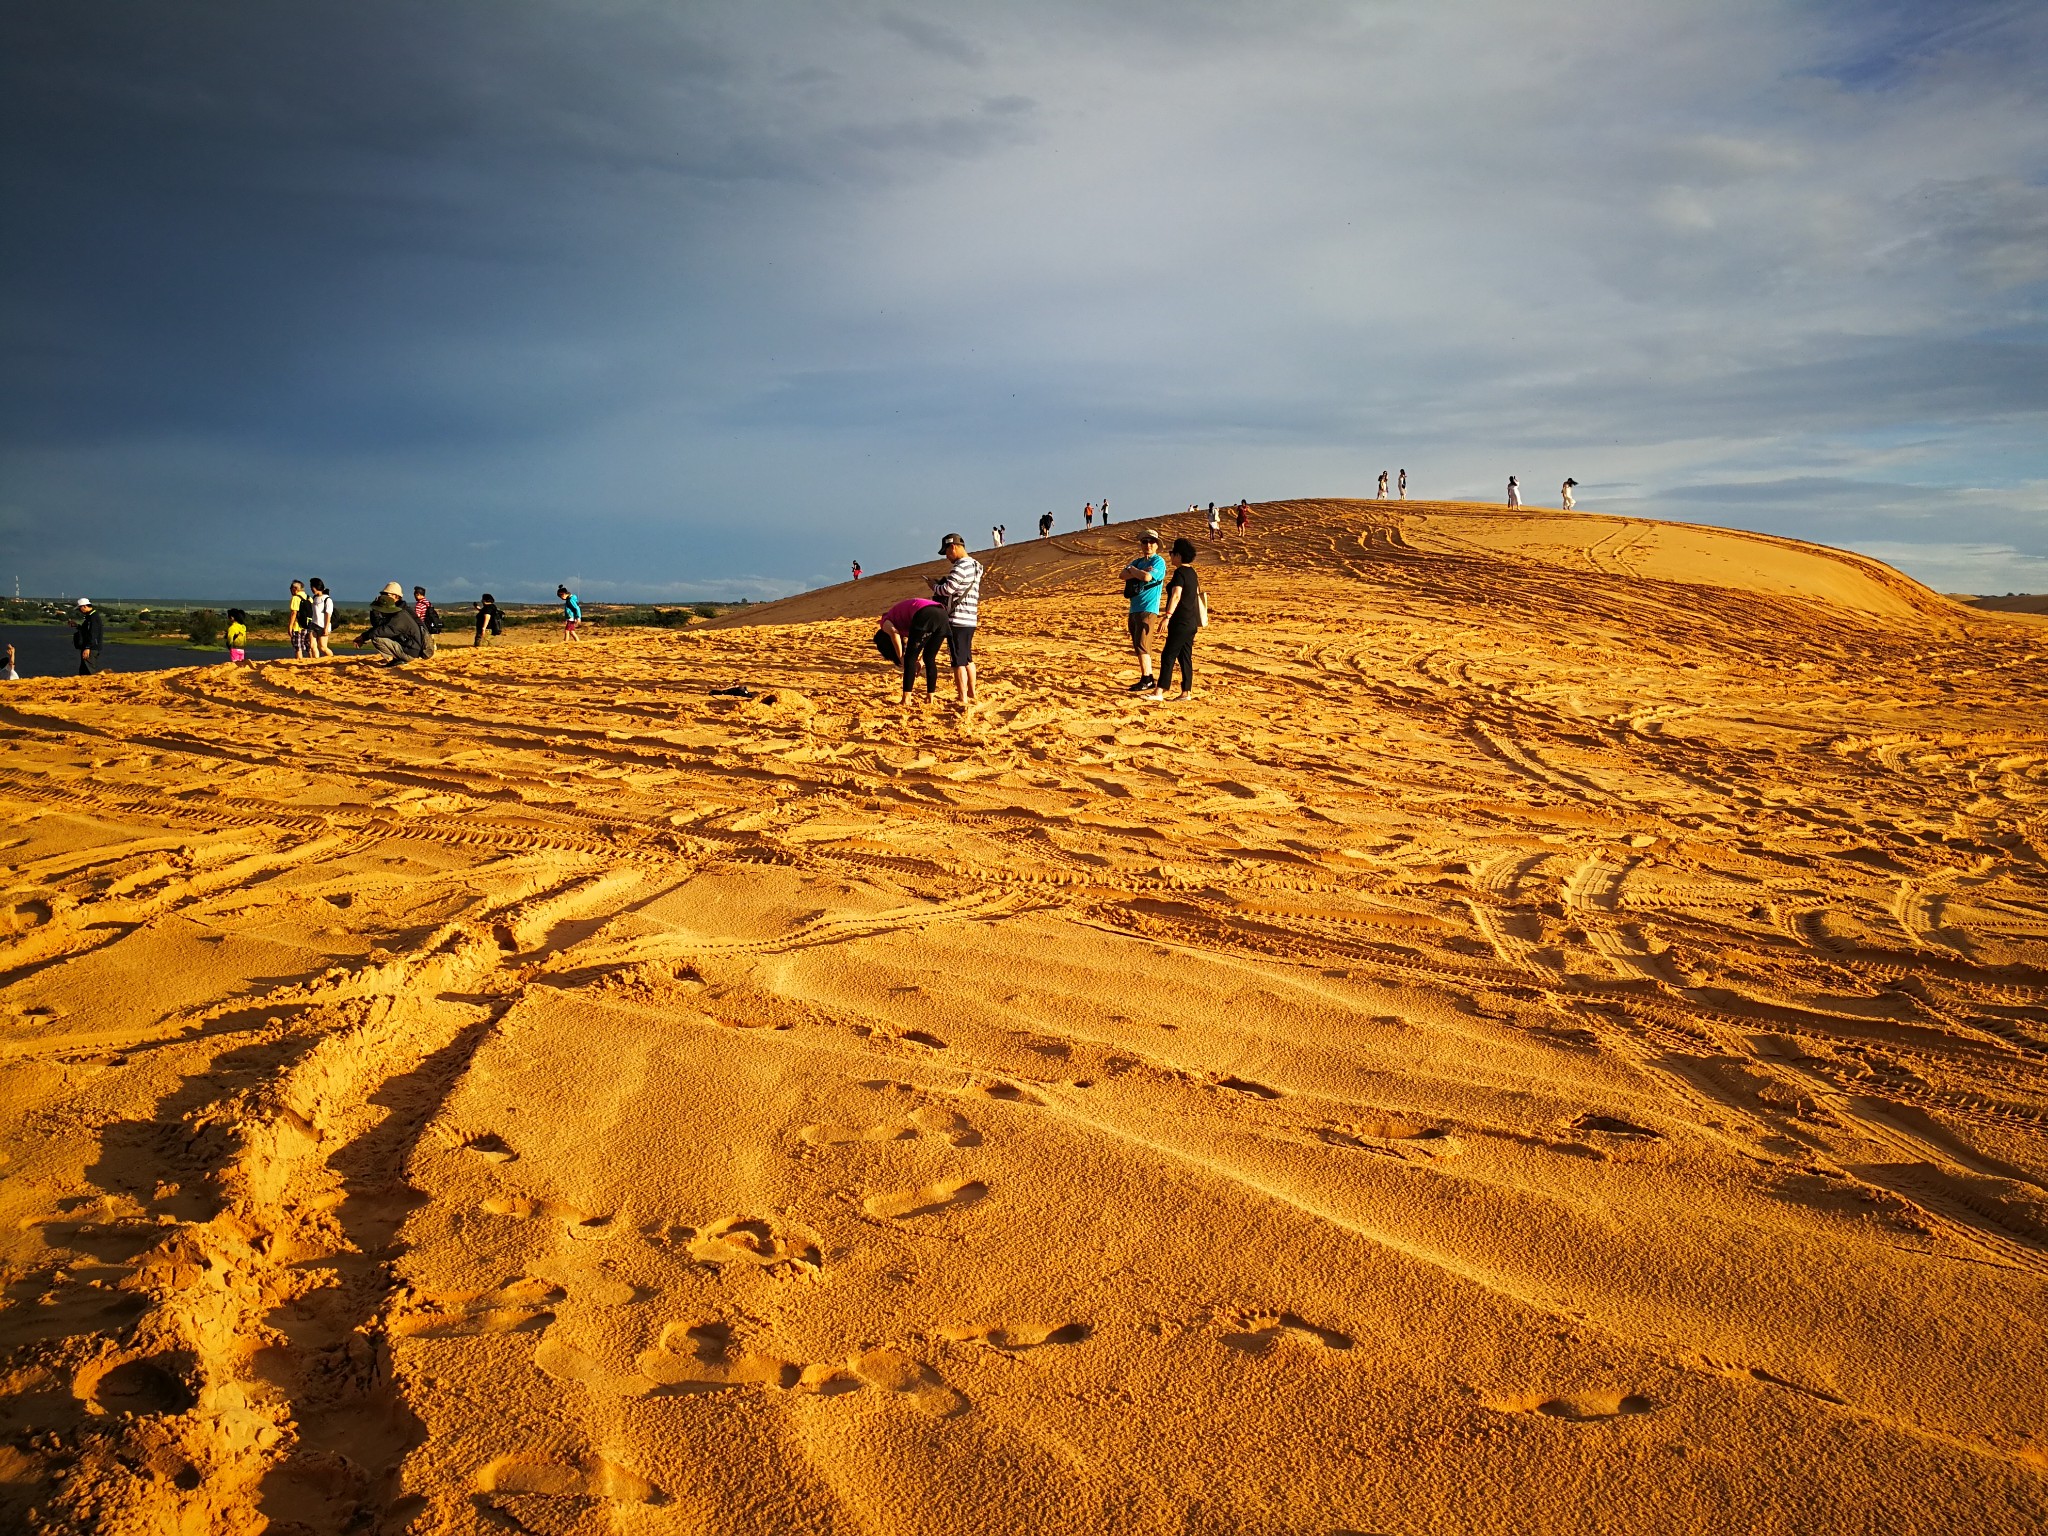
[2,0,2043,600]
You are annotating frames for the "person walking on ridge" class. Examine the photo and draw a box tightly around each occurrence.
[307,579,335,658]
[558,585,582,640]
[928,533,982,705]
[72,598,102,675]
[1120,529,1167,693]
[1145,536,1203,702]
[1039,512,1053,538]
[1506,476,1521,508]
[1398,469,1407,499]
[851,561,863,581]
[1236,500,1250,533]
[1561,478,1577,510]
[1207,502,1221,539]
[1377,471,1389,499]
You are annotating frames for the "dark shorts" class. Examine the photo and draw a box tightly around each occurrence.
[947,625,975,667]
[1128,612,1159,649]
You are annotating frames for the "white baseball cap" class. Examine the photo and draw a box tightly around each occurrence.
[76,597,92,607]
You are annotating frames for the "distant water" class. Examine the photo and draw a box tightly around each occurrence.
[0,624,290,681]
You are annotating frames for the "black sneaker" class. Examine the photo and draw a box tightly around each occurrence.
[1127,676,1155,692]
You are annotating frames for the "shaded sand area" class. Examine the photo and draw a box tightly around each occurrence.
[3,499,2046,1534]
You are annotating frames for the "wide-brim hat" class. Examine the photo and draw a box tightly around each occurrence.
[379,582,404,599]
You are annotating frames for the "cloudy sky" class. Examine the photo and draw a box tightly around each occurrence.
[3,0,2044,601]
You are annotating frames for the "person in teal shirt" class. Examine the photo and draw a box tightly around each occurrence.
[1119,528,1166,692]
[557,585,582,641]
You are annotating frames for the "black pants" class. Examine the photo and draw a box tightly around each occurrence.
[902,609,947,693]
[77,654,96,676]
[1159,625,1196,692]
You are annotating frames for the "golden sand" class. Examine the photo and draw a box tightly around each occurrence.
[1,499,2044,1534]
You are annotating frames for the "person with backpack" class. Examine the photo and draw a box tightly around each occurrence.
[558,585,582,640]
[306,578,335,658]
[72,598,103,675]
[357,582,430,666]
[927,533,982,704]
[225,609,250,665]
[413,586,443,636]
[1119,529,1166,692]
[1145,537,1204,702]
[1038,511,1053,538]
[287,580,311,659]
[472,593,505,647]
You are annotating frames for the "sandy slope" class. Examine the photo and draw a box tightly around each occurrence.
[1,498,2044,1535]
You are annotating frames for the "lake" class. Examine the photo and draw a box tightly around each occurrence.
[0,624,292,680]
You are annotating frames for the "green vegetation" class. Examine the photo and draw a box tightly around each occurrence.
[187,609,222,647]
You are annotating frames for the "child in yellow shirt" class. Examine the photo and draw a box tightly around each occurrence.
[225,609,248,665]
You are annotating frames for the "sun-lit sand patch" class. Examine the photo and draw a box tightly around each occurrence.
[3,499,2045,1534]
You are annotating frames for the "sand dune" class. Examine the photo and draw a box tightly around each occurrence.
[2,498,2044,1534]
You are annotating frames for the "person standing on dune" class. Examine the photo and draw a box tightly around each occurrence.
[558,585,582,641]
[1236,500,1250,533]
[1121,529,1166,693]
[1085,502,1095,528]
[1146,537,1203,702]
[1039,512,1053,538]
[1100,498,1110,526]
[928,533,981,705]
[287,580,310,660]
[1207,502,1221,539]
[472,593,504,647]
[1561,478,1577,510]
[1507,475,1521,508]
[1377,471,1389,499]
[851,561,863,581]
[71,598,102,675]
[307,578,335,658]
[1398,469,1407,498]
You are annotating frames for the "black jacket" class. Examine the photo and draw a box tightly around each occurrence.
[358,597,427,658]
[72,610,104,652]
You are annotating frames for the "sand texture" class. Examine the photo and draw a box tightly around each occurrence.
[2,499,2045,1534]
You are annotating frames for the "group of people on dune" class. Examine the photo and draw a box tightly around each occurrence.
[352,584,582,665]
[874,522,1208,709]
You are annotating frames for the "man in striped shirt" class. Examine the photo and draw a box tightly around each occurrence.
[928,533,982,705]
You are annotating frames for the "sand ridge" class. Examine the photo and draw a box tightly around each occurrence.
[1,498,2044,1533]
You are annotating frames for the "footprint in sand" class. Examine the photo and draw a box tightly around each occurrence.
[849,1347,968,1418]
[387,1276,565,1338]
[1219,1313,1354,1355]
[459,1131,518,1163]
[801,1104,981,1148]
[649,1215,823,1271]
[635,1321,799,1394]
[938,1321,1092,1349]
[533,1333,655,1398]
[480,1193,614,1241]
[862,1178,988,1220]
[1480,1389,1655,1421]
[474,1452,661,1503]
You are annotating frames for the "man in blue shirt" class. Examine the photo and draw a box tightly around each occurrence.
[1119,529,1166,692]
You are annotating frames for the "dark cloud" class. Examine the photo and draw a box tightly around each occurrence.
[1,0,2044,600]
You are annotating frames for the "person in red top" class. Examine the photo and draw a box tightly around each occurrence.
[851,561,863,580]
[1235,500,1250,532]
[876,595,945,703]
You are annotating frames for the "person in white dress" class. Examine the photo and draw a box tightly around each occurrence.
[1561,478,1577,510]
[1506,476,1521,508]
